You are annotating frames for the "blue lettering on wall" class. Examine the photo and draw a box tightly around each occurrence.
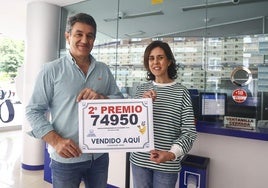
[0,89,15,123]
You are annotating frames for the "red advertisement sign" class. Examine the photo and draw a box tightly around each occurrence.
[232,88,247,103]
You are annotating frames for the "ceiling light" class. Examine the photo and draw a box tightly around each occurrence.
[204,18,211,23]
[125,31,145,37]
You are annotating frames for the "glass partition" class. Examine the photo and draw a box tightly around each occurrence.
[62,0,268,139]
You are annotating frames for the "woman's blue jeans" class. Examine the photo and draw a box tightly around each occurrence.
[50,153,109,188]
[131,163,178,188]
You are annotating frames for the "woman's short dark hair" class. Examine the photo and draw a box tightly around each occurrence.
[66,13,97,37]
[144,40,177,81]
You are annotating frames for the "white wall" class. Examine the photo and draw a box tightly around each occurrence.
[186,132,268,188]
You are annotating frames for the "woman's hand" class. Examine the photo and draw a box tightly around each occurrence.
[150,149,175,164]
[142,90,157,102]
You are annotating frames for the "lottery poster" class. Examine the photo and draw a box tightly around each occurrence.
[78,98,154,152]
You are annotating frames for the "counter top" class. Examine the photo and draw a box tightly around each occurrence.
[196,121,268,141]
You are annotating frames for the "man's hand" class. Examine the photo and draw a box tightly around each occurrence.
[76,88,107,102]
[43,131,82,158]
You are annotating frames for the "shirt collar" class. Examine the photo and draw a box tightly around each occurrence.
[153,80,177,87]
[66,50,96,66]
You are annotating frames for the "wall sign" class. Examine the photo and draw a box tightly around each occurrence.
[78,98,154,152]
[232,88,247,103]
[224,116,256,130]
[0,87,23,129]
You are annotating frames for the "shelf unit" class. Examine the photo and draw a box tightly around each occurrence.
[92,35,267,94]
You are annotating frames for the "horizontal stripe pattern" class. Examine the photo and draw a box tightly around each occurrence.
[130,82,197,173]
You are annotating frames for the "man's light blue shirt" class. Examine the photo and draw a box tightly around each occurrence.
[25,51,123,163]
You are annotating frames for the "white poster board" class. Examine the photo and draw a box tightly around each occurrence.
[78,98,154,153]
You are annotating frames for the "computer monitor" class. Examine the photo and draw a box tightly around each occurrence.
[198,92,227,122]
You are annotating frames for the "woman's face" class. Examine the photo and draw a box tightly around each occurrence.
[148,47,170,81]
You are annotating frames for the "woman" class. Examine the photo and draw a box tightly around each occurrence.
[130,40,197,188]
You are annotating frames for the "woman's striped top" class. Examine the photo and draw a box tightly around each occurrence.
[129,81,197,173]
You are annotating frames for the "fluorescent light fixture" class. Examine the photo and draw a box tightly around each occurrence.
[125,31,145,37]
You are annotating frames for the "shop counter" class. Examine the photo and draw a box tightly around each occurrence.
[196,121,268,141]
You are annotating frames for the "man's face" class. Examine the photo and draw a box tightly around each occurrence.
[65,22,95,59]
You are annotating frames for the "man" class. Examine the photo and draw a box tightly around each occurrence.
[26,13,123,188]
